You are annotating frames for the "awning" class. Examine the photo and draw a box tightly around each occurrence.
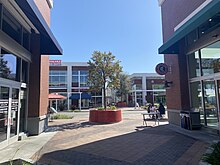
[15,0,63,55]
[158,0,220,54]
[48,93,67,100]
[69,93,92,100]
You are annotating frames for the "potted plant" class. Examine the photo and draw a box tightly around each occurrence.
[88,51,122,123]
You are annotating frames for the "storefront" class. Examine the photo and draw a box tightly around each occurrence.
[0,51,29,148]
[159,0,220,132]
[0,0,62,149]
[188,41,220,130]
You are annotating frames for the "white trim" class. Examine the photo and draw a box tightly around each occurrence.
[158,0,166,6]
[174,0,213,31]
[46,0,53,9]
[0,31,32,62]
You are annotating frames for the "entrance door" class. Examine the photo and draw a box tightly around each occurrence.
[203,80,218,129]
[0,85,20,148]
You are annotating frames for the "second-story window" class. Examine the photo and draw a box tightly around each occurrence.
[49,70,67,88]
[2,8,22,44]
[72,70,89,88]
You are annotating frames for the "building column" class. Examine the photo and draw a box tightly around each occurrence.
[27,32,49,135]
[67,64,72,110]
[142,76,147,106]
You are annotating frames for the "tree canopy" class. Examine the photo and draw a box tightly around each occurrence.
[0,55,11,78]
[116,73,131,102]
[87,51,122,110]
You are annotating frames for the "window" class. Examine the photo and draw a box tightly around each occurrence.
[21,60,28,83]
[0,49,21,81]
[190,81,204,124]
[152,84,165,90]
[22,28,30,51]
[201,42,220,75]
[188,51,200,78]
[49,70,67,88]
[2,8,22,44]
[72,70,89,88]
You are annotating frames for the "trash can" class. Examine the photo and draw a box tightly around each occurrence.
[180,113,185,128]
[189,111,201,129]
[180,111,201,130]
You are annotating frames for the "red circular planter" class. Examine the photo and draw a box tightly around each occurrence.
[89,109,122,123]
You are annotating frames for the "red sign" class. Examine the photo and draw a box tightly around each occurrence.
[49,60,61,66]
[155,63,168,75]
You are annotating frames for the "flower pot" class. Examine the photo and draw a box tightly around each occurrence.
[89,109,122,123]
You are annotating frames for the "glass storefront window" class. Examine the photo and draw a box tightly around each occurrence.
[190,81,204,124]
[203,80,218,128]
[21,60,28,83]
[201,41,220,75]
[152,84,165,89]
[188,51,200,78]
[0,49,21,81]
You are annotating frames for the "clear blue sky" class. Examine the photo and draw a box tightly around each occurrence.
[50,0,163,74]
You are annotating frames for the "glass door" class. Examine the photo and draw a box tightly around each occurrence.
[0,86,9,143]
[0,85,20,147]
[203,80,218,128]
[10,88,19,138]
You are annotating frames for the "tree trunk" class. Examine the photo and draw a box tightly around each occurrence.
[103,86,107,110]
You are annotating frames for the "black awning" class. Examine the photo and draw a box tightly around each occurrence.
[15,0,63,55]
[69,93,92,100]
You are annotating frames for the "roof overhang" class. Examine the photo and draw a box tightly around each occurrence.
[158,0,220,54]
[15,0,62,55]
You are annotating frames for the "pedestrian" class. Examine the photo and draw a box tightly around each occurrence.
[136,102,139,109]
[158,102,165,118]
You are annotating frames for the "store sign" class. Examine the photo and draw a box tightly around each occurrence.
[0,100,8,111]
[49,60,62,66]
[155,63,169,75]
[11,100,19,111]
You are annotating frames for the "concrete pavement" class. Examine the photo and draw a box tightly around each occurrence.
[0,108,219,165]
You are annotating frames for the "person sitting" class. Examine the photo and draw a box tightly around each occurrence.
[148,103,157,119]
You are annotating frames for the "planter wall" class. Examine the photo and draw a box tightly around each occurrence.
[89,109,122,123]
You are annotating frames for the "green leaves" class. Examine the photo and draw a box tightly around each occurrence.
[87,51,122,109]
[202,142,220,165]
[116,73,131,102]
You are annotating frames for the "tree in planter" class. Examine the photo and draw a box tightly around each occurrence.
[88,51,122,110]
[116,73,131,103]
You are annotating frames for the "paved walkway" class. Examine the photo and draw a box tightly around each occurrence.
[0,109,219,165]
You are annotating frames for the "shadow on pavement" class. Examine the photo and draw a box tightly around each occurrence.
[46,121,119,132]
[39,125,208,165]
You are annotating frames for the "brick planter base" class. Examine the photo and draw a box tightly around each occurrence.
[89,109,122,123]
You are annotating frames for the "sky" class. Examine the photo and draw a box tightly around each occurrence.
[50,0,163,74]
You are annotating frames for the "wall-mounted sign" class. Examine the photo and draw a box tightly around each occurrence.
[155,63,169,75]
[49,60,62,66]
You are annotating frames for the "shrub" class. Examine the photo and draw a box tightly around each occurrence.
[58,104,65,111]
[51,114,73,120]
[202,142,220,165]
[97,107,105,110]
[107,106,117,110]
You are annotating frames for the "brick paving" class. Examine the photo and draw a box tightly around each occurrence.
[35,110,210,165]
